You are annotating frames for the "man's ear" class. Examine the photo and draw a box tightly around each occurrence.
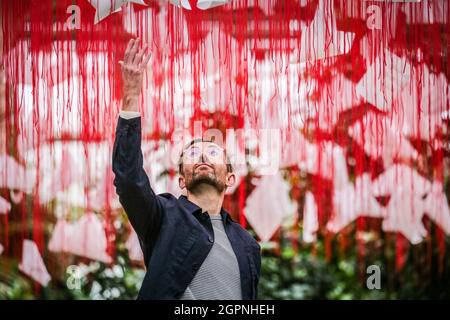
[179,175,186,190]
[225,172,236,188]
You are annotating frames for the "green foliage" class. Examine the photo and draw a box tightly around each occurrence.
[0,212,145,300]
[0,258,34,299]
[257,227,450,300]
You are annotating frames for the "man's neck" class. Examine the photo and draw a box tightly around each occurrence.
[187,185,225,216]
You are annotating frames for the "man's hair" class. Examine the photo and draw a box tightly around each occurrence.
[178,138,233,174]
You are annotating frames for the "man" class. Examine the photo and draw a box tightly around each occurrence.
[112,38,261,300]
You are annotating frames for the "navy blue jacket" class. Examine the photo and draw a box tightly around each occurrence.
[112,116,261,300]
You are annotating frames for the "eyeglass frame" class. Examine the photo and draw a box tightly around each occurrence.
[178,138,233,174]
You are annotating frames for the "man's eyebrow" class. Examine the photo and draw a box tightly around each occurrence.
[206,143,224,149]
[183,140,225,152]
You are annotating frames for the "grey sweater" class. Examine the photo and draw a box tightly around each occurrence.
[180,216,243,300]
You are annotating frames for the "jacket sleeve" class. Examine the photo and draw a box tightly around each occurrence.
[112,116,164,249]
[254,243,262,299]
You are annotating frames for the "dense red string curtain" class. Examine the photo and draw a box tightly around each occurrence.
[0,0,449,289]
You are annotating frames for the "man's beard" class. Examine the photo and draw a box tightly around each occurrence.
[186,171,226,193]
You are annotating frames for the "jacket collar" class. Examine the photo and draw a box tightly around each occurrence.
[179,195,233,223]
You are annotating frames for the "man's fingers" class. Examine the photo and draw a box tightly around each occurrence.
[123,39,134,64]
[125,38,138,64]
[133,45,147,66]
[139,49,152,70]
[121,38,150,76]
[125,38,134,53]
[128,38,140,65]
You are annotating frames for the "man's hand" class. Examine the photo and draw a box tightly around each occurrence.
[119,38,151,111]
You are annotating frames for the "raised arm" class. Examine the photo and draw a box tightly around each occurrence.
[112,38,162,250]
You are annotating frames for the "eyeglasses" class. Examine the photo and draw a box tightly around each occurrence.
[184,144,224,160]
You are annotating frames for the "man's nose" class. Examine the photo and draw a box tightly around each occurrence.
[199,152,211,164]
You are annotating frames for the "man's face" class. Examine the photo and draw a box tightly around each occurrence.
[179,141,235,193]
